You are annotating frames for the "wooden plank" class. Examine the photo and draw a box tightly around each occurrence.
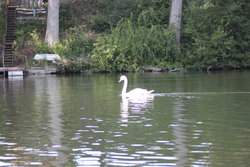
[0,67,24,72]
[26,67,57,75]
[16,16,46,20]
[17,8,46,11]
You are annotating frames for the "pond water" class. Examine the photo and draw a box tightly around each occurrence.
[0,71,250,167]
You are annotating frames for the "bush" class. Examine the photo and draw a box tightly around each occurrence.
[14,20,46,53]
[182,0,250,70]
[91,15,178,72]
[90,0,171,33]
[59,2,78,31]
[32,27,94,59]
[14,22,94,71]
[57,27,94,58]
[183,26,235,70]
[27,29,50,51]
[31,27,94,72]
[90,0,142,33]
[56,59,90,73]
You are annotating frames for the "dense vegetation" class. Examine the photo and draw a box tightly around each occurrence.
[182,0,250,70]
[1,0,250,72]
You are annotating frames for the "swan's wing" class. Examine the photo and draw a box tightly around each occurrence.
[128,88,154,95]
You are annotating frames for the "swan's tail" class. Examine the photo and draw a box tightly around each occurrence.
[148,90,154,94]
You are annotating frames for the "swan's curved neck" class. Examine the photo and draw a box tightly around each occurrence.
[121,78,128,95]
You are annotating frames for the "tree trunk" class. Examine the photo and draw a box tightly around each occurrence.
[45,0,59,47]
[169,0,183,50]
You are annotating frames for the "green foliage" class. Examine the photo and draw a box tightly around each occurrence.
[30,26,94,72]
[31,27,94,59]
[90,0,141,32]
[65,0,250,71]
[182,0,250,70]
[30,30,53,53]
[59,2,78,31]
[92,14,178,72]
[57,27,94,58]
[90,0,171,33]
[56,59,90,73]
[10,0,250,71]
[14,20,46,51]
[13,12,94,71]
[90,14,111,33]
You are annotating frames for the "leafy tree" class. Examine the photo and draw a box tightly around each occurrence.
[182,0,250,70]
[91,0,172,32]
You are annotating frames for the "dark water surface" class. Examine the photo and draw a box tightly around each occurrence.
[0,71,250,167]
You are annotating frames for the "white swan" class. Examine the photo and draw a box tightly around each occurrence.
[119,75,154,98]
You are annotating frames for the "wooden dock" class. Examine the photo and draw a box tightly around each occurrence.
[0,67,25,72]
[0,67,57,77]
[0,67,25,77]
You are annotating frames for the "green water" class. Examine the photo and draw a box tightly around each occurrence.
[0,71,250,166]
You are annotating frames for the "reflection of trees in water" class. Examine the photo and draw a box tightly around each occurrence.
[1,77,25,111]
[46,77,68,167]
[172,98,189,166]
[0,77,68,166]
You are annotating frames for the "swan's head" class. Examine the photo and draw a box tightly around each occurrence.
[119,75,127,82]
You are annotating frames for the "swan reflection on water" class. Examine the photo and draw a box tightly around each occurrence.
[120,95,154,125]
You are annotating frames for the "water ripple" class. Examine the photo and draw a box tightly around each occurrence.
[154,91,250,98]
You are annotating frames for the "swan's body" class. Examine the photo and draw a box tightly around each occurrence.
[119,75,154,98]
